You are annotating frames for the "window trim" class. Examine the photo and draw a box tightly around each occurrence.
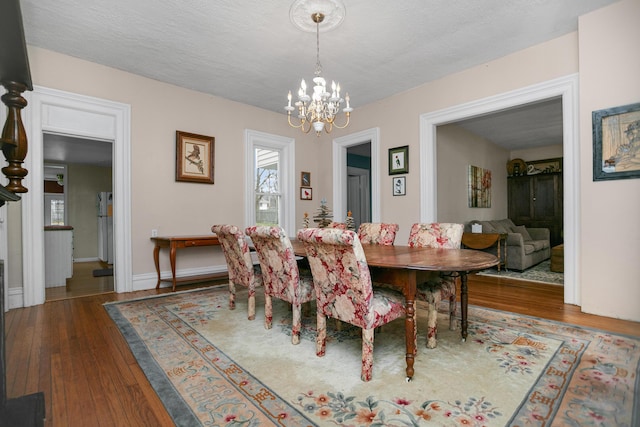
[244,130,295,236]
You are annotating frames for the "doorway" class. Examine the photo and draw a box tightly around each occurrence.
[332,128,381,224]
[419,74,580,306]
[18,86,132,307]
[346,142,371,230]
[43,135,114,300]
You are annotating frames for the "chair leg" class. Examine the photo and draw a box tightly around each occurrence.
[247,290,256,321]
[426,291,442,349]
[291,303,302,345]
[316,313,327,357]
[448,293,457,331]
[228,282,236,310]
[264,295,273,330]
[361,328,374,382]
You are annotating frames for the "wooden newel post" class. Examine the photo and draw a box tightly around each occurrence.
[0,80,29,193]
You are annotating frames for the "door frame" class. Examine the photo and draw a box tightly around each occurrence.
[419,74,580,306]
[332,128,381,223]
[20,86,132,306]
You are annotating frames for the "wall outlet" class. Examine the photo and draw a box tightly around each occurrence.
[151,229,158,237]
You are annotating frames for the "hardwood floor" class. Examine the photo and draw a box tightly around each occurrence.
[45,261,114,301]
[5,275,639,426]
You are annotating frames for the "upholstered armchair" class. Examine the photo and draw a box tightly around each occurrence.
[297,227,406,382]
[211,224,262,320]
[408,222,464,348]
[357,222,399,246]
[245,226,315,345]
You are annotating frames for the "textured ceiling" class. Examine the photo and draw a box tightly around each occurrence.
[22,0,616,164]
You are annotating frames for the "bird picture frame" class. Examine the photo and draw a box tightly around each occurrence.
[176,130,215,184]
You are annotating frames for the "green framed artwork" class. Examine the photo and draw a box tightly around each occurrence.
[593,102,640,181]
[389,145,408,175]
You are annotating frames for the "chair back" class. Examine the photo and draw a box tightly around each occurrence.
[327,221,347,230]
[297,228,374,327]
[408,223,464,249]
[211,224,257,286]
[245,225,302,302]
[357,222,399,246]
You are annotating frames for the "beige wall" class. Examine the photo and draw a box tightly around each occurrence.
[66,164,111,259]
[10,1,639,321]
[436,125,510,222]
[511,145,563,162]
[578,0,640,321]
[16,46,324,281]
[341,32,579,246]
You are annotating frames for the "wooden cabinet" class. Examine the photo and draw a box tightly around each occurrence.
[508,172,563,246]
[44,227,74,287]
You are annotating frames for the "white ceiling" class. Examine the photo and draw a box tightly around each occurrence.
[23,0,615,164]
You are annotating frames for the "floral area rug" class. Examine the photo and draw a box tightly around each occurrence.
[476,260,564,285]
[104,286,638,426]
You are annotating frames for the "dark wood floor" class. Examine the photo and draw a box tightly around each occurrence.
[5,273,640,426]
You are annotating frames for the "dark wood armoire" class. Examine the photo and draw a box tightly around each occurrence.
[508,172,563,247]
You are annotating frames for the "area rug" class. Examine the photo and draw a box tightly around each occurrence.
[476,260,564,285]
[104,286,638,426]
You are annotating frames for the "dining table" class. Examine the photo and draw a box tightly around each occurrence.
[290,240,499,381]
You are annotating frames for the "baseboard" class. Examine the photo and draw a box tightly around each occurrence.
[8,286,23,309]
[132,265,228,292]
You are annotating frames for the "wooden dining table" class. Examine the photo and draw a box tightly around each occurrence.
[290,240,499,380]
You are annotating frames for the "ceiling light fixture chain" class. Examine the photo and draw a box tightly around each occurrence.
[285,3,352,137]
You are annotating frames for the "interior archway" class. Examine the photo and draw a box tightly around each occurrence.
[420,74,580,306]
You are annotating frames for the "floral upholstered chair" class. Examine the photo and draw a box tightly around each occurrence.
[357,222,399,246]
[211,224,262,321]
[408,222,464,348]
[245,226,315,345]
[297,228,406,381]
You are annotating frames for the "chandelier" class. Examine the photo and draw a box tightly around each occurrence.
[285,6,352,136]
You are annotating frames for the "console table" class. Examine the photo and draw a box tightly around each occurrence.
[461,233,507,271]
[151,235,226,291]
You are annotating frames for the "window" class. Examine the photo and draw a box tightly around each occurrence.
[44,194,65,226]
[245,130,295,235]
[254,148,281,226]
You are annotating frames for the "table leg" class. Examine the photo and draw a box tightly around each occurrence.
[369,267,417,380]
[153,244,161,289]
[460,272,469,341]
[497,239,501,272]
[170,243,177,292]
[404,297,416,380]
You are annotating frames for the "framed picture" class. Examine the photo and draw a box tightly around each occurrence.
[593,102,640,181]
[392,176,406,196]
[176,131,215,184]
[389,145,409,175]
[300,187,312,200]
[468,165,491,208]
[301,171,311,187]
[525,158,563,175]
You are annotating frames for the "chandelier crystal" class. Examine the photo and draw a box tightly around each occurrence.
[285,11,352,136]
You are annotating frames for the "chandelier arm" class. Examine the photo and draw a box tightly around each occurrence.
[329,112,351,129]
[288,112,312,134]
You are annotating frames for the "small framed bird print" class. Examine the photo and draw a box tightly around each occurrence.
[176,131,215,184]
